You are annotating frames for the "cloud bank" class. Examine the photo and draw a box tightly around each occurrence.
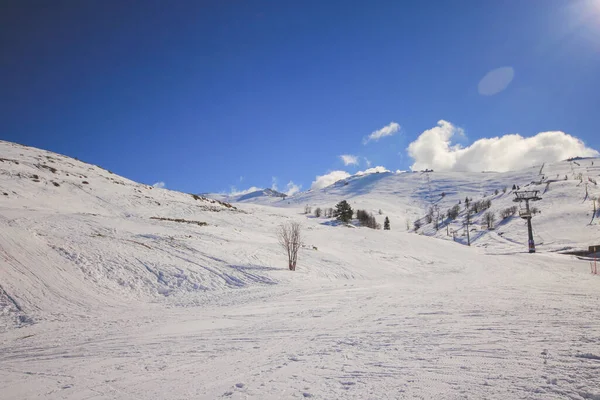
[229,186,262,196]
[285,181,302,196]
[363,122,400,144]
[339,154,359,166]
[354,166,390,176]
[407,120,599,172]
[311,170,351,190]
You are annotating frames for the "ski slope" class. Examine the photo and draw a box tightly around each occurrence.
[233,160,600,255]
[1,140,600,399]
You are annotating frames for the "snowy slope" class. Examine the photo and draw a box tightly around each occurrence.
[203,188,288,205]
[1,140,600,400]
[240,161,600,254]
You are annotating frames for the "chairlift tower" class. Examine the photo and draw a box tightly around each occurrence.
[513,190,542,253]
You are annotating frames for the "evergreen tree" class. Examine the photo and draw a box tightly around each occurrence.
[334,200,353,223]
[384,216,390,230]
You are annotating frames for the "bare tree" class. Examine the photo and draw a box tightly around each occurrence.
[304,205,312,214]
[500,206,518,219]
[314,207,322,217]
[277,222,303,271]
[483,210,496,230]
[464,211,472,246]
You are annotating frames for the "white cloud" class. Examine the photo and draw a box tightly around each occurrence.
[239,176,244,182]
[407,120,599,172]
[478,66,515,96]
[152,181,166,189]
[271,176,278,191]
[229,186,262,196]
[354,166,390,176]
[364,157,372,167]
[285,181,302,196]
[363,122,400,144]
[311,170,351,190]
[339,154,359,166]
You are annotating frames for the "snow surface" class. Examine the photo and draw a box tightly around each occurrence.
[1,140,600,399]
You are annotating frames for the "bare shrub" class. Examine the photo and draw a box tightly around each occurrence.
[447,204,460,220]
[278,222,303,271]
[500,206,518,219]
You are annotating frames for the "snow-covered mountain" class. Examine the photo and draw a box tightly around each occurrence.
[211,159,600,254]
[1,140,600,400]
[203,187,288,204]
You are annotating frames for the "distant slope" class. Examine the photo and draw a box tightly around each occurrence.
[203,188,288,205]
[243,161,600,253]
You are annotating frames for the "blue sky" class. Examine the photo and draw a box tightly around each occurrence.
[2,1,600,194]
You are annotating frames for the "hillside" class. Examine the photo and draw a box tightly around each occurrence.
[204,188,288,204]
[237,160,600,254]
[1,140,600,400]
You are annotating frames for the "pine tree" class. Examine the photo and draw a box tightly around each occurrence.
[384,216,390,230]
[334,200,353,223]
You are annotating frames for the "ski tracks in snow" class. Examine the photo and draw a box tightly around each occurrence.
[2,270,600,400]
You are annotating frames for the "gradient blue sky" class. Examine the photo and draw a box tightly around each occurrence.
[2,1,600,194]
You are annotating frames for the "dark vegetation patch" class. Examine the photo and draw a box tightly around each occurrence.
[150,217,208,227]
[35,164,57,173]
[51,182,60,187]
[575,353,600,361]
[0,158,19,164]
[190,193,236,209]
[82,181,89,184]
